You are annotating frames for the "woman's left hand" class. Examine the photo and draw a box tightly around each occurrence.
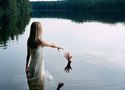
[57,47,63,52]
[25,65,29,73]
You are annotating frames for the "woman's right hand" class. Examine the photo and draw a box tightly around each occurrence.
[57,47,63,52]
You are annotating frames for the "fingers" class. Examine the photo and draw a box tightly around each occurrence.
[60,47,64,50]
[58,47,64,52]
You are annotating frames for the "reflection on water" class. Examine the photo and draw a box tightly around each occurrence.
[32,10,125,24]
[26,74,45,90]
[0,17,125,90]
[0,12,30,48]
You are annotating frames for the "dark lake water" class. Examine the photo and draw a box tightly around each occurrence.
[0,15,125,90]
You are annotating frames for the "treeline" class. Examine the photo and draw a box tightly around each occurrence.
[31,0,125,12]
[32,1,66,11]
[31,0,125,23]
[32,9,125,24]
[0,0,31,16]
[66,0,125,11]
[0,0,31,48]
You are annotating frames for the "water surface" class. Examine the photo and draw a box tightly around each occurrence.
[0,18,125,90]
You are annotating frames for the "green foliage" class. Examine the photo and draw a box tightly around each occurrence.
[0,0,31,15]
[65,0,125,11]
[32,1,66,11]
[0,0,31,48]
[32,0,125,12]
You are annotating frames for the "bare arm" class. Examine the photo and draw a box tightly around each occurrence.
[42,40,63,51]
[26,46,30,66]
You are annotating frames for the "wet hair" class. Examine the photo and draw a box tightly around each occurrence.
[28,22,42,48]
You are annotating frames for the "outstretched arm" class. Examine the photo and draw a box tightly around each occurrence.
[42,40,63,51]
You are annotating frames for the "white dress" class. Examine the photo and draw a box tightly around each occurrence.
[29,46,45,80]
[27,46,45,90]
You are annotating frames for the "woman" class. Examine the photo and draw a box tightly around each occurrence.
[25,22,63,80]
[26,22,72,90]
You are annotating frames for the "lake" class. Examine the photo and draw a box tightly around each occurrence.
[0,17,125,90]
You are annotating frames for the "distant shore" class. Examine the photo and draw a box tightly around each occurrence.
[31,1,125,24]
[31,1,125,12]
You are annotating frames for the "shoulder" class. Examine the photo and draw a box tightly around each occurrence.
[27,38,43,48]
[40,40,51,47]
[37,39,45,47]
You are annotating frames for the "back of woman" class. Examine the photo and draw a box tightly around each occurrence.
[29,46,44,79]
[27,22,45,79]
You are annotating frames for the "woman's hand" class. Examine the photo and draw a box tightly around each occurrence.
[25,65,30,78]
[25,65,29,73]
[57,47,63,52]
